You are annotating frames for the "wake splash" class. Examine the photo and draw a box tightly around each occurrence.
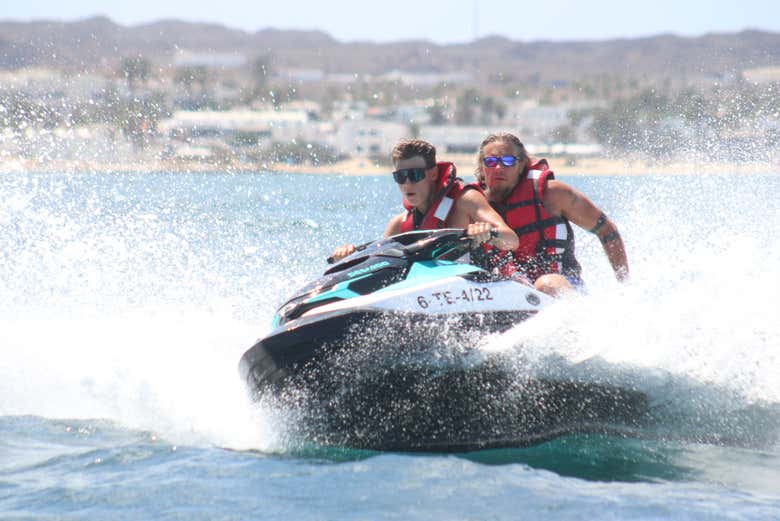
[0,307,286,452]
[478,193,780,449]
[0,171,320,452]
[2,172,778,453]
[247,215,780,452]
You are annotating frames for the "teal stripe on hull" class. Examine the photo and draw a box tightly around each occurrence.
[376,261,479,293]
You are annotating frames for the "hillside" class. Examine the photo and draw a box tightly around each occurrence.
[1,16,779,83]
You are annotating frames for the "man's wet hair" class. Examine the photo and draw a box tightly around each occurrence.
[392,139,437,168]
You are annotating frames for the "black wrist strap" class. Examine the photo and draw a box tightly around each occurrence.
[600,231,620,244]
[589,213,607,234]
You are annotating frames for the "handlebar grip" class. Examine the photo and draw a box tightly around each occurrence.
[326,239,374,264]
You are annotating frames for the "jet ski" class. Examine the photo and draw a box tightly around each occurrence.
[239,229,648,452]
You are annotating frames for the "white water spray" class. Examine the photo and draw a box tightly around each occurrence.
[1,172,778,450]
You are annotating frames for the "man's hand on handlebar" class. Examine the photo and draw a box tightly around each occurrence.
[465,222,496,246]
[329,244,356,263]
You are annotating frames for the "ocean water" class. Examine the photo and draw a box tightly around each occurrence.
[1,169,779,520]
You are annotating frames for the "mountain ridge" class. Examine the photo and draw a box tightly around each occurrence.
[1,16,778,83]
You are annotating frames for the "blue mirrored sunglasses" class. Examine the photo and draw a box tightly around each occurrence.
[392,167,427,184]
[483,155,519,168]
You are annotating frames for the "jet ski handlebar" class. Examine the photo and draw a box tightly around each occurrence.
[401,229,468,256]
[326,238,377,264]
[327,228,497,264]
[400,228,498,252]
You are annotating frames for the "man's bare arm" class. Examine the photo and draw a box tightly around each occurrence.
[457,190,519,250]
[331,212,405,263]
[545,180,629,281]
[383,212,405,237]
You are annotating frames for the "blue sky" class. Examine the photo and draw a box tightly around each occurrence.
[3,0,779,43]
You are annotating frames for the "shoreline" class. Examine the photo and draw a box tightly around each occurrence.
[1,155,777,176]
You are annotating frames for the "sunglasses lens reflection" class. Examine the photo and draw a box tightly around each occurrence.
[483,156,518,167]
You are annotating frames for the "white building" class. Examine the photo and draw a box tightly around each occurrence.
[276,68,326,83]
[380,70,473,87]
[420,125,508,154]
[503,99,606,142]
[158,108,326,144]
[173,50,247,69]
[420,125,604,157]
[333,120,408,157]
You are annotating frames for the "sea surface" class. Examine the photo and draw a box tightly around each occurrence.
[1,169,779,520]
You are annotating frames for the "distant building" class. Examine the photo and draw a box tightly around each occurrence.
[742,66,780,85]
[503,101,570,142]
[533,143,604,157]
[157,108,340,160]
[502,99,606,142]
[158,109,312,144]
[420,125,603,157]
[173,50,247,69]
[380,70,473,87]
[276,68,326,83]
[420,125,499,154]
[325,73,362,84]
[334,120,407,157]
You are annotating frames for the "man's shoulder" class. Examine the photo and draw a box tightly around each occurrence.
[384,212,405,236]
[388,211,406,224]
[544,179,574,198]
[456,186,489,205]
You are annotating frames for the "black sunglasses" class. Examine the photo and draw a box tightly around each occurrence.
[483,155,520,168]
[392,167,427,184]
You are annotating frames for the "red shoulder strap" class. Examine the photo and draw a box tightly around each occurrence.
[527,159,553,199]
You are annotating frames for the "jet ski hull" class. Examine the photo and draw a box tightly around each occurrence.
[238,230,648,452]
[239,306,535,394]
[238,307,648,452]
[299,368,648,452]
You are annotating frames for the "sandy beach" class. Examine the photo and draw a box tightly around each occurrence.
[264,154,780,177]
[2,154,777,176]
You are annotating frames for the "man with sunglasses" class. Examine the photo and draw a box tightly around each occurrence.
[476,132,629,296]
[330,139,518,262]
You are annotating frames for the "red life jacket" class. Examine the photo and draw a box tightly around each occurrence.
[488,160,582,282]
[400,162,474,232]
